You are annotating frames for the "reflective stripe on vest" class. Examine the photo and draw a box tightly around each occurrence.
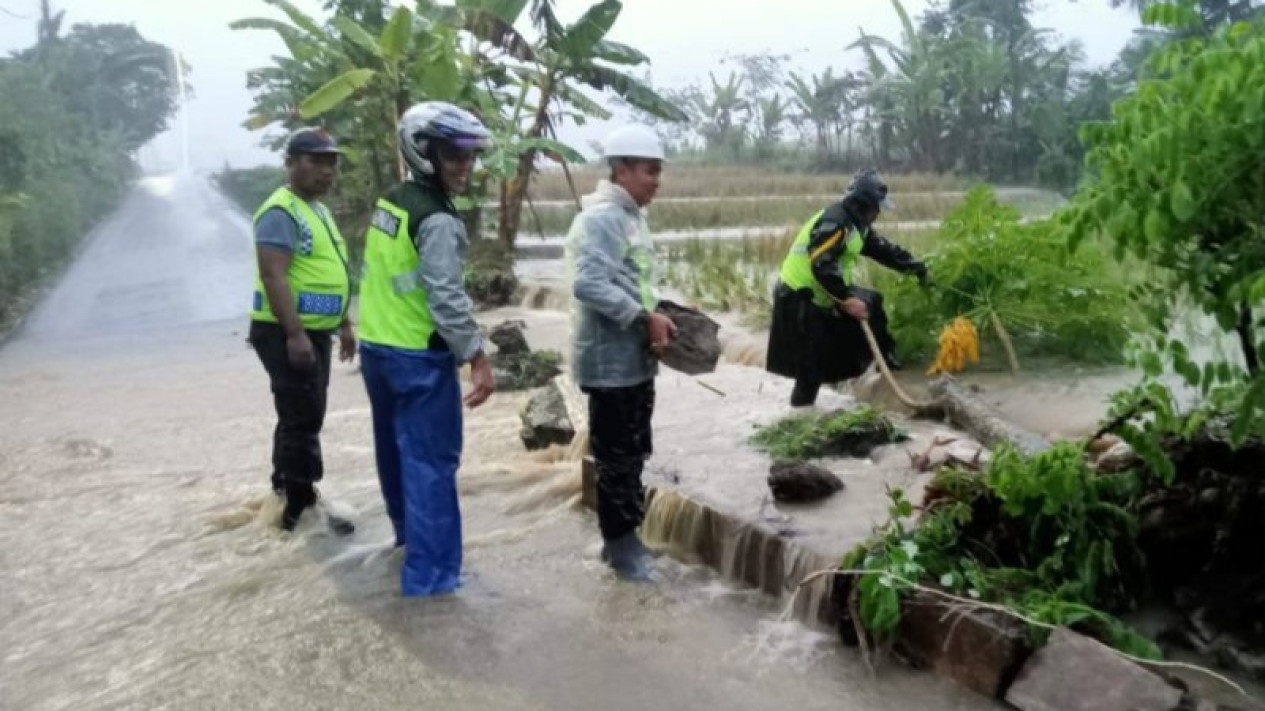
[250,187,351,331]
[628,236,656,311]
[356,198,439,350]
[779,208,865,308]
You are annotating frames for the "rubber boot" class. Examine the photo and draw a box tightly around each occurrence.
[790,379,820,408]
[280,482,316,531]
[601,532,655,582]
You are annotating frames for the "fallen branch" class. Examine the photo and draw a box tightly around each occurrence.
[795,567,1250,700]
[1087,398,1151,448]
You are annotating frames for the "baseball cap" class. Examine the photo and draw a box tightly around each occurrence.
[286,128,342,156]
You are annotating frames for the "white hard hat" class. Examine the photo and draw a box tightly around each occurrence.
[601,124,665,161]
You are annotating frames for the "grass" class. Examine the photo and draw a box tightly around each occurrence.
[518,165,970,202]
[750,407,908,460]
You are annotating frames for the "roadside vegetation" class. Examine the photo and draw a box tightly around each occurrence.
[0,4,181,329]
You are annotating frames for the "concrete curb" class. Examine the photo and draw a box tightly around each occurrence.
[581,456,1203,710]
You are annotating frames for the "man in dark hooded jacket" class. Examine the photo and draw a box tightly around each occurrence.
[766,169,927,406]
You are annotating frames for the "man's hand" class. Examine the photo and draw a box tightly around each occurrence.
[465,352,495,409]
[840,297,869,321]
[286,332,317,371]
[647,311,677,353]
[338,322,356,363]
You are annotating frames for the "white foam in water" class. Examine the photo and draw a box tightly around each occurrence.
[732,599,837,675]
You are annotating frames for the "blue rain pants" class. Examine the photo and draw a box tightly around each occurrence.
[359,342,464,596]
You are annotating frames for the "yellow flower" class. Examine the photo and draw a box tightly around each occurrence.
[927,316,981,375]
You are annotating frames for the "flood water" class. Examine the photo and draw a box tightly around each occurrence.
[0,174,997,710]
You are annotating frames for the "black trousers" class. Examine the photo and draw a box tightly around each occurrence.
[584,380,655,541]
[248,321,333,494]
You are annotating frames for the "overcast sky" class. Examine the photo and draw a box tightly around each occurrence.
[0,0,1141,171]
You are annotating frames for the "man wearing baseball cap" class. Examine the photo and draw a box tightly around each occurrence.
[247,127,356,533]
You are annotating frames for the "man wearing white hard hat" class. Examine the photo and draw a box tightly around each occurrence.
[566,124,676,582]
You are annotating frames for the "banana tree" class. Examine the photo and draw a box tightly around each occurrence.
[851,0,949,171]
[753,95,787,155]
[234,0,534,208]
[786,68,860,161]
[494,0,687,246]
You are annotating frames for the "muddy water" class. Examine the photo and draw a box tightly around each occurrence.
[1,176,994,710]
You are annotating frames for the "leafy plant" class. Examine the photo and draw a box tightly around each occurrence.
[1063,3,1265,447]
[841,442,1158,659]
[882,186,1137,364]
[750,407,908,460]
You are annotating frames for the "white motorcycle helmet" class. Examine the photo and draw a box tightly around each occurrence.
[398,101,492,176]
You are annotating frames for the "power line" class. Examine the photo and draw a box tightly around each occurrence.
[0,4,29,19]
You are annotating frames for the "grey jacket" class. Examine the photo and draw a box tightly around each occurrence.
[415,212,482,363]
[566,180,658,388]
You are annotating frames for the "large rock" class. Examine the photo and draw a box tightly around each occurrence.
[895,590,1033,699]
[489,320,531,356]
[767,461,844,503]
[655,300,721,375]
[1005,627,1182,711]
[493,351,563,391]
[519,380,575,450]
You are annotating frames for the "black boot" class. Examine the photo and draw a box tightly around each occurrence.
[790,379,820,407]
[601,532,655,582]
[280,482,317,531]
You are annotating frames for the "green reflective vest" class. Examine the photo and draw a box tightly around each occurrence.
[250,187,350,331]
[357,182,448,350]
[779,208,865,308]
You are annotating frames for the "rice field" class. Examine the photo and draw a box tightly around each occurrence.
[516,187,1061,235]
[518,165,971,202]
[658,226,938,329]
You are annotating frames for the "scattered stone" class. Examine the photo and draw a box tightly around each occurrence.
[486,321,562,391]
[1005,627,1182,711]
[492,350,563,391]
[655,300,721,375]
[767,461,844,503]
[907,435,990,472]
[466,269,519,308]
[1087,434,1123,456]
[489,320,531,356]
[1094,440,1139,473]
[519,380,575,450]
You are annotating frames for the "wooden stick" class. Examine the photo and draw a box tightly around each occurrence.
[859,320,941,414]
[696,379,727,397]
